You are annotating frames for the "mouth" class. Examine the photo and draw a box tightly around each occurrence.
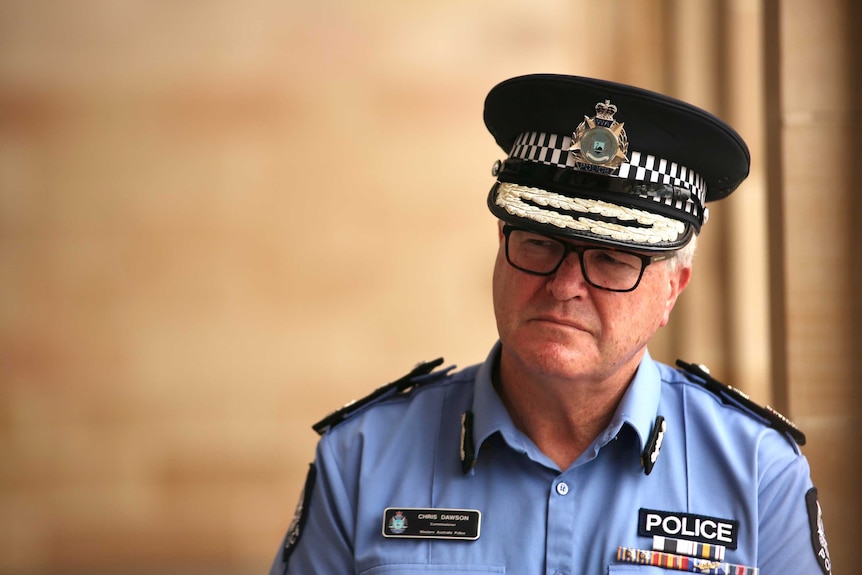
[532,315,591,333]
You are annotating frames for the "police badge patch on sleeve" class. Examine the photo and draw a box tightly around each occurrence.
[282,463,317,564]
[806,487,832,575]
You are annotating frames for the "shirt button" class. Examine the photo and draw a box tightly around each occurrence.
[556,481,569,496]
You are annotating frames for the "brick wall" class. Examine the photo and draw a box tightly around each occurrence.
[0,2,585,572]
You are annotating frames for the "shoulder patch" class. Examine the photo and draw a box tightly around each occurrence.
[675,359,806,446]
[806,487,832,575]
[282,463,316,565]
[312,358,447,435]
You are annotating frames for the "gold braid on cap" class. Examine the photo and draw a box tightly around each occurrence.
[495,183,686,244]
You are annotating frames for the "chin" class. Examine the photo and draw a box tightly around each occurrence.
[508,335,597,378]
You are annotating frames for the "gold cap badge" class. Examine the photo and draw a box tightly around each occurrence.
[569,100,629,173]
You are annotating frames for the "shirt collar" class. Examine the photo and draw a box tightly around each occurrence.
[607,349,662,453]
[464,343,662,471]
[471,342,522,452]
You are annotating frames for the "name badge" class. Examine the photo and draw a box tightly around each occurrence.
[639,508,739,549]
[382,508,481,540]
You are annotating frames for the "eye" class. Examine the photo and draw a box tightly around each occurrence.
[591,250,641,269]
[514,232,559,251]
[524,237,556,248]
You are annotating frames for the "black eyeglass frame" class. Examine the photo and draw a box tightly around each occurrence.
[501,224,675,293]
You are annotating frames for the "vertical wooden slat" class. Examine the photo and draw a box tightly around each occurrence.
[767,1,862,571]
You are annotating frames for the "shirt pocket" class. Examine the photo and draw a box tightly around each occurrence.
[361,565,505,575]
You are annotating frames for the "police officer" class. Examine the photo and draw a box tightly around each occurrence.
[269,75,831,575]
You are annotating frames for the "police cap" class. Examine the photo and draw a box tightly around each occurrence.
[485,74,750,251]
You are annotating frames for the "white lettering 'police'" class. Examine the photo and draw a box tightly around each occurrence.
[639,508,739,550]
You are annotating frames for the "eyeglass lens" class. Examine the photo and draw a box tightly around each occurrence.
[505,228,647,291]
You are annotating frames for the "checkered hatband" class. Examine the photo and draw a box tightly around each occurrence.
[510,131,706,221]
[489,131,709,249]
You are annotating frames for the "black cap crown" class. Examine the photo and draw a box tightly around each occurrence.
[485,74,750,251]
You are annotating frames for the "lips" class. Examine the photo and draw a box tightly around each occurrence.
[531,315,592,334]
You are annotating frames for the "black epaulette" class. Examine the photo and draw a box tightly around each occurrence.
[312,358,447,435]
[676,359,806,446]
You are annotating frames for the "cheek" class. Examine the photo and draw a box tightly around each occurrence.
[492,251,541,331]
[602,285,670,341]
[492,253,519,328]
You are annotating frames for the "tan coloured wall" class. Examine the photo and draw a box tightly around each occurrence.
[0,1,856,573]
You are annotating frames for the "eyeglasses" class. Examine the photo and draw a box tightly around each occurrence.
[502,225,674,292]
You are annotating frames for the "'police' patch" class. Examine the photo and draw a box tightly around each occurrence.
[639,508,738,549]
[806,488,832,575]
[281,463,317,564]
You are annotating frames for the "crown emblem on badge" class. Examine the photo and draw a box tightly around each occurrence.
[388,511,408,534]
[569,99,629,173]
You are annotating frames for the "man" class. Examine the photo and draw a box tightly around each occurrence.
[269,75,831,575]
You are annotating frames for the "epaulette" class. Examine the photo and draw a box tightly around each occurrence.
[312,358,447,435]
[676,360,806,446]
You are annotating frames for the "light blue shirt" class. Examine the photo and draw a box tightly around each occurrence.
[270,344,825,575]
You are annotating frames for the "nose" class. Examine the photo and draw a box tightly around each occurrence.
[545,252,590,300]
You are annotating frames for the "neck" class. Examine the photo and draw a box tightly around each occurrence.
[494,351,639,470]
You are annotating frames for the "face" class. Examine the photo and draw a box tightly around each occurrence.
[492,222,691,385]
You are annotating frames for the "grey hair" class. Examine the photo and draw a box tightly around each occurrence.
[669,233,698,270]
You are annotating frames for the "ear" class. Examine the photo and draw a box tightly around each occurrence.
[660,265,692,327]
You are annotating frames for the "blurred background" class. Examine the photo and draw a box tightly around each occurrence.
[1,0,859,573]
